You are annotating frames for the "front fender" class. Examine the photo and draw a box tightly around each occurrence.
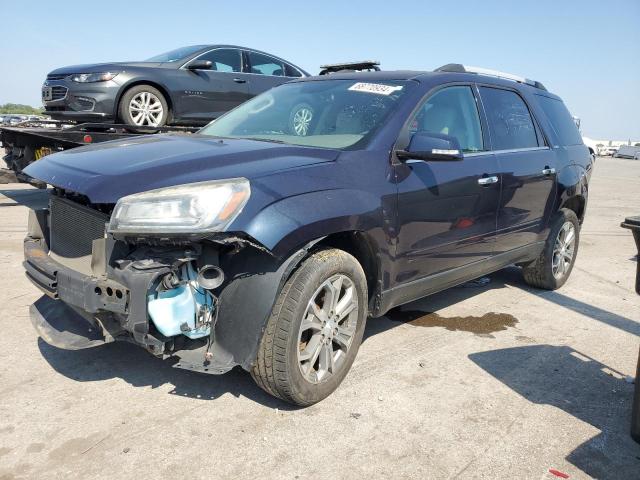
[242,188,385,258]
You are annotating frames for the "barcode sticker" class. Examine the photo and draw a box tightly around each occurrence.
[348,82,403,96]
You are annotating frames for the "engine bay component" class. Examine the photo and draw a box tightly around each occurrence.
[196,265,225,290]
[147,263,216,339]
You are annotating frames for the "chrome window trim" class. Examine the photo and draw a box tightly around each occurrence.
[492,146,550,154]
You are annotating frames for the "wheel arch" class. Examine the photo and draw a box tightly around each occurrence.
[114,80,174,121]
[307,231,382,314]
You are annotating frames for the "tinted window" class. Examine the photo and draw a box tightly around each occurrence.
[247,52,284,76]
[284,63,303,78]
[198,49,242,72]
[479,87,539,150]
[536,95,583,146]
[408,86,483,152]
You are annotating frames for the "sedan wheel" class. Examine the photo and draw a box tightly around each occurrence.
[129,92,164,127]
[289,103,314,136]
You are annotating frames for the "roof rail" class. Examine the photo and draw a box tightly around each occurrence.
[319,61,381,75]
[434,63,547,91]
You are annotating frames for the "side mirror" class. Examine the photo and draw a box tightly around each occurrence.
[187,60,213,70]
[396,132,463,162]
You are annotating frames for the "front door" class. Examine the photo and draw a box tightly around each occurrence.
[477,86,557,253]
[178,48,251,122]
[394,85,500,285]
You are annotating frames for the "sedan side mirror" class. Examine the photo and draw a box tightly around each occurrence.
[187,60,213,70]
[396,132,463,162]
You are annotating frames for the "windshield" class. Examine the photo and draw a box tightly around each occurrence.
[145,45,207,63]
[200,79,413,149]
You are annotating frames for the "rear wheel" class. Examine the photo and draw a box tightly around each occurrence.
[119,85,169,127]
[251,249,368,406]
[522,209,580,290]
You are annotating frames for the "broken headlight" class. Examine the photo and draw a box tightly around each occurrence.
[108,178,250,234]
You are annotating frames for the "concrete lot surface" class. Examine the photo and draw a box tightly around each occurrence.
[0,157,639,479]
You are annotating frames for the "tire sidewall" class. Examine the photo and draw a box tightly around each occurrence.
[283,251,367,405]
[119,85,169,127]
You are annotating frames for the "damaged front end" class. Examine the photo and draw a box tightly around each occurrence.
[24,189,304,374]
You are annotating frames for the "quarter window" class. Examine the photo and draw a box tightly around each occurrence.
[479,87,539,150]
[197,49,242,73]
[408,86,484,152]
[247,52,285,76]
[535,95,582,146]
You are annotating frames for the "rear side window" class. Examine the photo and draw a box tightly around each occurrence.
[479,87,539,150]
[247,52,284,76]
[198,49,242,72]
[536,95,583,146]
[284,63,303,78]
[408,86,484,152]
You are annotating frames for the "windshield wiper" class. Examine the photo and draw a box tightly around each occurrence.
[241,137,287,145]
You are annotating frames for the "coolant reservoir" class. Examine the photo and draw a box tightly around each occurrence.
[147,284,211,340]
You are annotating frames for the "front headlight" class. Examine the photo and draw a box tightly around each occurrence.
[108,178,250,234]
[71,72,119,83]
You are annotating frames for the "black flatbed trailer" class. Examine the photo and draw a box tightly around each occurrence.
[1,121,198,185]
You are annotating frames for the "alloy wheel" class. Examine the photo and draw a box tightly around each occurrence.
[552,221,576,279]
[292,106,313,136]
[129,91,164,126]
[297,274,358,383]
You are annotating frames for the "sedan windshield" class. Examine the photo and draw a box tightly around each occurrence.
[145,45,207,63]
[200,79,413,149]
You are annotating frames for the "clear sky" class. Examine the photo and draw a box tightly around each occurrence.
[1,0,638,140]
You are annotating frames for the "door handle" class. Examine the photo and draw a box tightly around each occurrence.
[477,175,499,186]
[542,167,556,175]
[233,78,247,83]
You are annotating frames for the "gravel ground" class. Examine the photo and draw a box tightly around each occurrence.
[0,157,639,479]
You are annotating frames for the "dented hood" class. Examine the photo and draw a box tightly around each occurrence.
[24,134,338,203]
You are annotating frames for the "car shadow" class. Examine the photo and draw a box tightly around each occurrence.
[469,345,640,479]
[35,264,639,411]
[37,338,295,409]
[0,187,49,209]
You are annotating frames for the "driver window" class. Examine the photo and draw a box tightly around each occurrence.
[198,49,242,73]
[408,86,484,152]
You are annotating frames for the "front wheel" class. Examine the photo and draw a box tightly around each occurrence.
[522,209,580,290]
[251,249,368,406]
[118,85,169,127]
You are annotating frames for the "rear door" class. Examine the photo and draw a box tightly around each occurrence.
[244,51,299,97]
[177,48,251,122]
[478,86,557,253]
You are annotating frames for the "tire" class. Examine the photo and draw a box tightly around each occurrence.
[118,85,169,127]
[522,209,580,290]
[251,249,368,406]
[288,102,314,136]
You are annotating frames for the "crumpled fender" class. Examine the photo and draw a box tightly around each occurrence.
[240,188,383,258]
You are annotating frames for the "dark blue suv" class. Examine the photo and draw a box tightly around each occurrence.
[23,64,592,405]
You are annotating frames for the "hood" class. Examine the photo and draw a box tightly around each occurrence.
[48,62,167,75]
[24,135,338,203]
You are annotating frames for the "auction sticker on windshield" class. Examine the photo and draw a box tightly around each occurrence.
[348,82,403,95]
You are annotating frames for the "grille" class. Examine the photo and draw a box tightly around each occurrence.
[47,73,70,80]
[50,196,108,261]
[51,86,68,100]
